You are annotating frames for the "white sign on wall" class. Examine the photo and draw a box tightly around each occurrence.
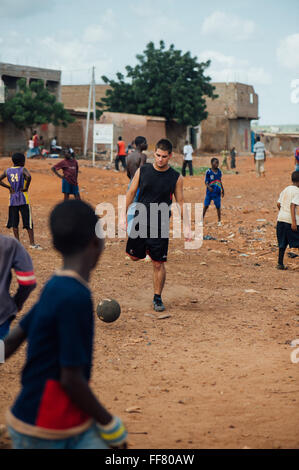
[94,124,114,144]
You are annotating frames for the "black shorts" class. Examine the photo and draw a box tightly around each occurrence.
[276,221,299,249]
[7,205,33,229]
[126,236,169,262]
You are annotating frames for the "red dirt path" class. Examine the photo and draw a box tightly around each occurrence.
[0,154,298,449]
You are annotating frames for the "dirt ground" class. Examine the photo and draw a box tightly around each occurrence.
[0,153,298,449]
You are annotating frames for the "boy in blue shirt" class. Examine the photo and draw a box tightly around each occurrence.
[203,158,225,226]
[4,200,127,449]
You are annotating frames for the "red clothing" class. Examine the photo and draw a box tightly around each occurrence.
[33,135,39,148]
[53,158,78,186]
[117,141,126,156]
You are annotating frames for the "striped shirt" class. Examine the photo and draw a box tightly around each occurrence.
[0,235,36,325]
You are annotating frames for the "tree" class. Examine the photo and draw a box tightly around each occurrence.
[0,78,75,134]
[98,41,218,127]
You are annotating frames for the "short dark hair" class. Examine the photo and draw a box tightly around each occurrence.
[12,153,25,166]
[155,139,173,154]
[211,157,219,165]
[134,136,147,147]
[292,171,299,183]
[256,136,260,142]
[118,136,122,140]
[50,200,100,256]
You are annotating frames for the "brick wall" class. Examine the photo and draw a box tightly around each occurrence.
[61,84,110,110]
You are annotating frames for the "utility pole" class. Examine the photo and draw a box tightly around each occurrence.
[84,68,93,158]
[92,66,96,167]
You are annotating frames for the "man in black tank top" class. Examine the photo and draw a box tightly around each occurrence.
[124,139,191,312]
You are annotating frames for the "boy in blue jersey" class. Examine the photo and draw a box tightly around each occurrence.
[3,200,128,449]
[0,153,41,249]
[202,158,225,226]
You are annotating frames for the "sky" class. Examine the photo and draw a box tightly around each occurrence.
[0,0,298,125]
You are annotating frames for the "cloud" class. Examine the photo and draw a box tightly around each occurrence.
[0,0,54,18]
[277,33,299,69]
[83,9,116,43]
[198,50,272,86]
[201,11,256,41]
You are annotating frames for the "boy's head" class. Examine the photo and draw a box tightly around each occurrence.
[256,136,260,142]
[211,157,219,169]
[12,153,25,167]
[61,149,71,160]
[50,200,104,268]
[118,136,122,141]
[134,136,147,151]
[185,140,189,145]
[291,170,299,187]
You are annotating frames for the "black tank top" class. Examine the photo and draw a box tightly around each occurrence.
[136,163,180,234]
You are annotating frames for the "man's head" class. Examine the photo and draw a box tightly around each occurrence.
[154,139,173,169]
[211,157,219,170]
[134,136,147,152]
[185,140,189,145]
[61,149,71,160]
[291,170,299,187]
[256,136,260,142]
[50,200,104,269]
[12,153,25,167]
[118,136,122,141]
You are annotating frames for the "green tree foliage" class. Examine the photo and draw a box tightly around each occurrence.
[0,78,75,131]
[98,41,218,126]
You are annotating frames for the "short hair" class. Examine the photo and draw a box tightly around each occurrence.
[12,153,25,166]
[155,139,173,154]
[118,136,122,140]
[211,157,219,165]
[185,140,189,145]
[134,136,147,147]
[50,200,101,256]
[292,171,299,183]
[256,136,260,142]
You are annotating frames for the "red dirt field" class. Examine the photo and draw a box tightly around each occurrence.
[0,154,298,449]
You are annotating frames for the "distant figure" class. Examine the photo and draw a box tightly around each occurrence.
[126,136,148,181]
[253,136,266,177]
[294,146,299,172]
[220,150,229,170]
[126,140,135,155]
[66,144,75,158]
[203,158,225,227]
[115,136,127,171]
[51,150,80,201]
[0,153,42,249]
[32,131,39,157]
[51,136,62,153]
[276,171,299,269]
[27,137,34,159]
[230,147,237,169]
[182,140,193,176]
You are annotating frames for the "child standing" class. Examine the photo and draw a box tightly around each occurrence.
[0,153,41,249]
[4,200,128,449]
[276,171,299,269]
[203,158,225,226]
[51,150,80,200]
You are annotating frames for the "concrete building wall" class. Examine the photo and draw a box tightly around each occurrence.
[0,63,61,100]
[61,84,110,111]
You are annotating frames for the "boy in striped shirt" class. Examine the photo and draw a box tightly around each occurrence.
[0,234,36,339]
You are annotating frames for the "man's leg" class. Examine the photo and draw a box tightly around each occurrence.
[13,228,20,241]
[188,161,193,176]
[216,208,221,223]
[75,193,81,200]
[27,228,35,245]
[152,261,166,296]
[64,193,70,201]
[115,156,120,171]
[182,161,186,177]
[121,156,127,170]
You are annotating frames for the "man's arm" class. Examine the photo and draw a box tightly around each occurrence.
[22,168,32,191]
[126,169,140,214]
[51,166,63,179]
[221,182,225,197]
[0,171,11,191]
[173,176,192,240]
[277,202,281,210]
[4,325,27,360]
[291,203,298,231]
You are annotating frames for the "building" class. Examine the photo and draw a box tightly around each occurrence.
[0,63,61,154]
[198,82,259,154]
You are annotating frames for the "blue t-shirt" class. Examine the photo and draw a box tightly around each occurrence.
[10,273,94,434]
[205,169,222,195]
